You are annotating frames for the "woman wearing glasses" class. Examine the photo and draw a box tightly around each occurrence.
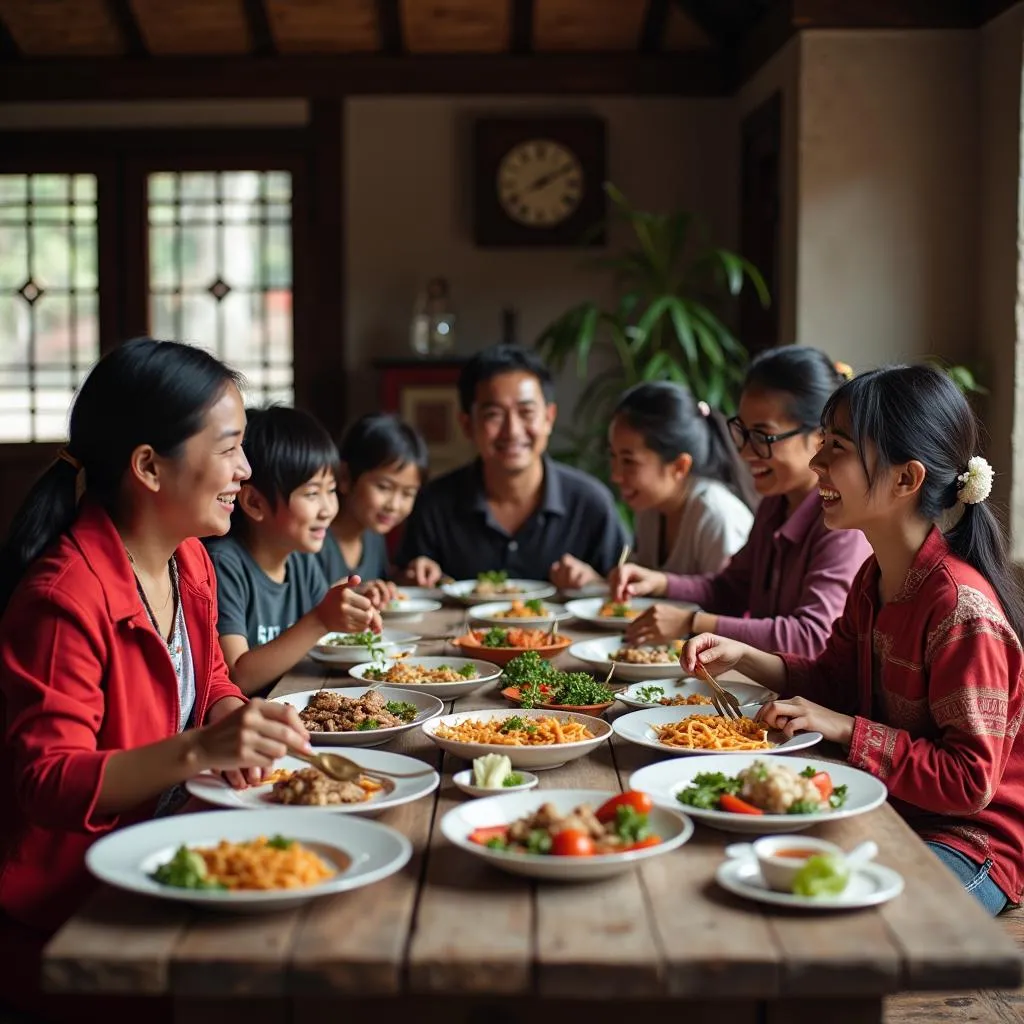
[609,347,871,657]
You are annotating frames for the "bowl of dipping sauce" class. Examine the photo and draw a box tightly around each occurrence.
[752,835,844,892]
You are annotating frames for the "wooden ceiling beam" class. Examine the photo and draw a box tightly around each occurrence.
[242,0,276,56]
[0,51,727,99]
[377,0,403,54]
[510,0,533,54]
[789,0,976,29]
[108,0,147,56]
[640,0,671,53]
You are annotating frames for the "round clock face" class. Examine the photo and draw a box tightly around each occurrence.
[496,139,584,228]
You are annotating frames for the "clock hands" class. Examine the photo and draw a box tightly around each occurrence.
[505,162,577,206]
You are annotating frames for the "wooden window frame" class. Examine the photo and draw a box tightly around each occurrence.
[0,114,345,469]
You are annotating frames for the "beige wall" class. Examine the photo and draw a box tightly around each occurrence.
[343,95,737,420]
[735,37,800,346]
[977,5,1024,546]
[796,30,979,371]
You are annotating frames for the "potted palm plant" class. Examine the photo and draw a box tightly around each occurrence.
[536,184,769,479]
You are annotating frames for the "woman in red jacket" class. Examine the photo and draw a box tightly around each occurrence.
[0,338,312,1018]
[684,365,1024,914]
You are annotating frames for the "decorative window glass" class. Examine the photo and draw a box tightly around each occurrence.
[148,171,293,406]
[0,174,99,442]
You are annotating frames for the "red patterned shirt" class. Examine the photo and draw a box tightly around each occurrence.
[779,527,1024,903]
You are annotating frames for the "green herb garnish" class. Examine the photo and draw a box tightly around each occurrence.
[150,846,226,890]
[458,663,477,678]
[525,829,552,855]
[677,771,742,810]
[356,718,380,731]
[524,598,544,614]
[501,651,560,688]
[503,772,525,787]
[325,629,385,662]
[614,805,651,843]
[384,700,418,723]
[829,784,849,809]
[481,627,511,648]
[477,570,509,584]
[266,834,294,850]
[485,836,508,850]
[635,685,666,704]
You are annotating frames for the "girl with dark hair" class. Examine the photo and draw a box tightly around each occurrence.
[318,413,428,602]
[610,346,871,657]
[550,381,756,591]
[0,339,312,1016]
[683,364,1024,914]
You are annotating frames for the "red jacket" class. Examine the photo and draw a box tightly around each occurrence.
[0,503,243,931]
[780,528,1024,903]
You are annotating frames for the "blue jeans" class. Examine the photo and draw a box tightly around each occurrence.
[927,841,1008,916]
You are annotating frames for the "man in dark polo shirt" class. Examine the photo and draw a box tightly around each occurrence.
[395,344,628,585]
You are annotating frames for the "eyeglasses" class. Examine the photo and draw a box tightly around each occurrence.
[727,417,808,459]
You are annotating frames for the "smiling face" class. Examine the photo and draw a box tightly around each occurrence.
[462,370,556,475]
[608,415,691,513]
[733,388,820,507]
[812,403,906,535]
[273,467,340,554]
[343,459,422,535]
[148,383,251,539]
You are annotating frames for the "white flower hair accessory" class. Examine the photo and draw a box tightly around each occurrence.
[956,456,994,505]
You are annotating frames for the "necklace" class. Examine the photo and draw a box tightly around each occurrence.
[125,548,183,664]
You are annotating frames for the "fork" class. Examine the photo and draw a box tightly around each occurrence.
[692,661,744,720]
[288,749,435,783]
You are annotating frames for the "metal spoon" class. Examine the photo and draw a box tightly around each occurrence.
[288,748,434,783]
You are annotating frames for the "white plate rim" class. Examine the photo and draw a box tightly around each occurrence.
[186,751,440,814]
[612,705,823,756]
[441,579,557,604]
[348,656,504,686]
[716,855,904,909]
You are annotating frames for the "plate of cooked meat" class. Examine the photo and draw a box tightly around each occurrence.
[269,686,444,747]
[186,749,440,816]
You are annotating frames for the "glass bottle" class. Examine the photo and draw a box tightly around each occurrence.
[410,277,456,357]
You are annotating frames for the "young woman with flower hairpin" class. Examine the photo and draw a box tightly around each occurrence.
[683,364,1024,914]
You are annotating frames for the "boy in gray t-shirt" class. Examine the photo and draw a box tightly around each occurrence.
[206,406,381,696]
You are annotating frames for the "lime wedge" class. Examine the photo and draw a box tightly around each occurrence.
[792,854,850,897]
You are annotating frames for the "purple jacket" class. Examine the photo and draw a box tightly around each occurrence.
[665,491,872,657]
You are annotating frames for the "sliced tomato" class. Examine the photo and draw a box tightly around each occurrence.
[625,835,662,851]
[809,771,833,801]
[595,790,654,823]
[469,825,510,845]
[719,793,764,815]
[550,829,595,856]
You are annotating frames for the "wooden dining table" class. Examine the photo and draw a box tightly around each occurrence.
[41,604,1023,1024]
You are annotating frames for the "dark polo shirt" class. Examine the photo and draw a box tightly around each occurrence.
[395,456,629,581]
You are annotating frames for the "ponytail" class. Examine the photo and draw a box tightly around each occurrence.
[0,458,80,615]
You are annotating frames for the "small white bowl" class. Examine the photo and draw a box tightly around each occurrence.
[741,835,845,892]
[452,769,539,798]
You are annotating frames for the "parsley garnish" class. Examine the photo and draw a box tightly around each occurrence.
[503,772,525,787]
[356,718,380,731]
[266,835,294,850]
[384,700,417,723]
[635,685,666,704]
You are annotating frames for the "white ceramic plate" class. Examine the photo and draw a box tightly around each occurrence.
[441,788,693,880]
[381,598,443,621]
[468,600,571,629]
[348,656,503,699]
[423,708,612,770]
[186,750,440,817]
[616,678,774,709]
[570,636,686,681]
[716,853,904,909]
[391,586,444,602]
[612,705,823,757]
[86,808,412,912]
[452,768,539,798]
[564,596,697,631]
[441,579,557,606]
[310,629,420,665]
[270,686,443,747]
[628,753,888,834]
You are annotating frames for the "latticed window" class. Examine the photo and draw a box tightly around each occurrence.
[0,173,99,442]
[148,170,294,407]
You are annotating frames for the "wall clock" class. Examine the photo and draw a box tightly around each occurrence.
[473,116,607,248]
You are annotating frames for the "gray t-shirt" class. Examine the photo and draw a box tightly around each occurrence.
[317,529,389,585]
[206,535,330,648]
